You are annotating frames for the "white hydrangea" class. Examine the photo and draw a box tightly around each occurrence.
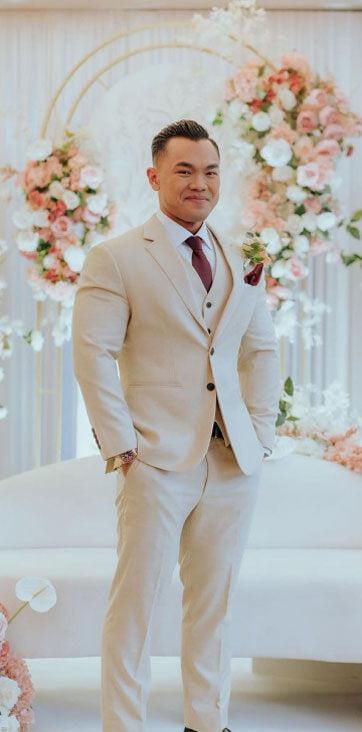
[251,111,271,131]
[16,229,39,252]
[277,87,297,110]
[260,138,292,167]
[260,227,282,254]
[301,211,318,232]
[316,211,337,231]
[63,245,86,272]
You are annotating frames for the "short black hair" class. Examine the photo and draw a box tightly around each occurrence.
[151,119,220,163]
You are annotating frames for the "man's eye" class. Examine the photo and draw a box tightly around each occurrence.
[179,170,190,174]
[207,171,217,175]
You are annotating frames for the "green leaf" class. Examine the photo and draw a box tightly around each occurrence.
[284,376,294,396]
[294,204,306,216]
[346,225,360,240]
[351,209,362,222]
[287,415,299,421]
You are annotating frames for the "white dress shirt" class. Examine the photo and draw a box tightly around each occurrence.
[155,208,216,276]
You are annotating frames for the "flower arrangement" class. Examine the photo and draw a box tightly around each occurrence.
[274,377,362,473]
[0,576,57,731]
[14,132,116,303]
[214,50,362,311]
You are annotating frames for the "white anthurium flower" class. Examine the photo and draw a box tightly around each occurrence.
[286,185,308,203]
[251,111,271,131]
[42,253,57,270]
[0,240,8,256]
[63,245,86,273]
[62,190,81,211]
[16,229,39,252]
[30,330,44,352]
[15,576,57,612]
[260,138,292,167]
[49,181,65,199]
[268,105,284,126]
[260,227,282,254]
[12,206,34,230]
[277,87,297,110]
[271,259,287,278]
[286,214,304,235]
[301,211,318,232]
[293,235,310,255]
[86,192,108,215]
[272,165,295,182]
[32,210,50,228]
[25,138,53,161]
[0,678,21,711]
[316,211,337,231]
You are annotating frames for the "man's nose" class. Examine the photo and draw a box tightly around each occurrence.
[189,174,207,189]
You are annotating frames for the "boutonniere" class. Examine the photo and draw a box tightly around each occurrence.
[239,235,272,286]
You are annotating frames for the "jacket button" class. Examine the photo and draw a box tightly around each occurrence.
[210,347,214,355]
[206,301,212,308]
[207,382,215,390]
[207,328,211,334]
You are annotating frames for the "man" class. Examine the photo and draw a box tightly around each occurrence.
[72,119,280,732]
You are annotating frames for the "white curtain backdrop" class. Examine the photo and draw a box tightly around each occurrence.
[0,8,361,477]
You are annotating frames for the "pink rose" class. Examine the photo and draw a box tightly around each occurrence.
[323,123,344,140]
[280,51,314,80]
[314,139,340,157]
[304,196,322,214]
[293,135,315,163]
[28,190,46,209]
[304,88,327,109]
[296,110,318,133]
[284,255,305,280]
[319,105,340,127]
[50,215,73,237]
[83,207,101,224]
[68,152,88,170]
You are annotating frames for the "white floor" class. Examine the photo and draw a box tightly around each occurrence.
[26,656,362,731]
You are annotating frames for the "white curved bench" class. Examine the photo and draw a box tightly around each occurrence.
[1,453,361,663]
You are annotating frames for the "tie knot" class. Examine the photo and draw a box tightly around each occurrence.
[185,235,204,252]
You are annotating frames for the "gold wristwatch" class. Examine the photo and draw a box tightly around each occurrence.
[113,449,138,470]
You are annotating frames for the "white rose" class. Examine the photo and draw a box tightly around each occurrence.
[271,259,286,278]
[49,181,65,199]
[63,245,86,273]
[316,211,337,231]
[251,111,271,131]
[32,210,49,228]
[12,206,34,230]
[80,165,104,190]
[62,190,81,211]
[293,235,310,255]
[26,138,52,161]
[16,229,39,252]
[86,192,108,215]
[272,165,295,182]
[228,98,249,122]
[0,677,21,710]
[268,105,284,126]
[301,212,317,232]
[260,138,292,167]
[297,162,319,188]
[285,214,304,236]
[42,254,57,269]
[286,185,308,203]
[31,330,44,352]
[277,87,297,111]
[260,227,282,254]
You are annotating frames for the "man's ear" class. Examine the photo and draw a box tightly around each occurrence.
[146,167,160,191]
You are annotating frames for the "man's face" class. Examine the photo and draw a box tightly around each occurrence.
[146,137,220,231]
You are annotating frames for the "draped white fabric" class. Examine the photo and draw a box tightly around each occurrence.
[0,8,361,477]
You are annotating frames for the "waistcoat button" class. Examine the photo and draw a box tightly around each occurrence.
[207,382,215,390]
[210,347,215,355]
[206,301,212,308]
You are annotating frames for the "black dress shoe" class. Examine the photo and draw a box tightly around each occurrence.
[184,728,232,732]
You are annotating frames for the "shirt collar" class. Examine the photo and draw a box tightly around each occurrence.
[156,208,213,251]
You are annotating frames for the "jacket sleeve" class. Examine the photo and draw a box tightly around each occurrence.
[237,268,281,452]
[71,242,138,468]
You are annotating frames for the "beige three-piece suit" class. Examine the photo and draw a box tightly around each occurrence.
[71,211,280,732]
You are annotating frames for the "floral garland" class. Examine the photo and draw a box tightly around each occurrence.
[213,50,362,311]
[14,132,116,303]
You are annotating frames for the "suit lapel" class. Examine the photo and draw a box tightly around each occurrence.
[143,213,245,339]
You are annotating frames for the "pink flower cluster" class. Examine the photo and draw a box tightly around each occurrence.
[323,427,362,473]
[0,602,35,731]
[15,138,116,300]
[223,51,362,308]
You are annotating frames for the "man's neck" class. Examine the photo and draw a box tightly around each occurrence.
[159,207,203,234]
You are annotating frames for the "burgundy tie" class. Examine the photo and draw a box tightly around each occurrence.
[185,235,213,293]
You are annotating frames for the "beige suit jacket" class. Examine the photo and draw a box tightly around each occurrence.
[71,212,280,475]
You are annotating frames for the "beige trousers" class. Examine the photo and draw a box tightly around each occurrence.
[101,435,262,732]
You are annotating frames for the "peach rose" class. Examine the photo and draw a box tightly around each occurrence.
[50,215,73,237]
[284,255,305,280]
[293,135,315,163]
[28,190,46,209]
[304,196,322,214]
[296,110,318,133]
[323,124,344,140]
[304,88,327,109]
[314,139,340,157]
[319,105,340,127]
